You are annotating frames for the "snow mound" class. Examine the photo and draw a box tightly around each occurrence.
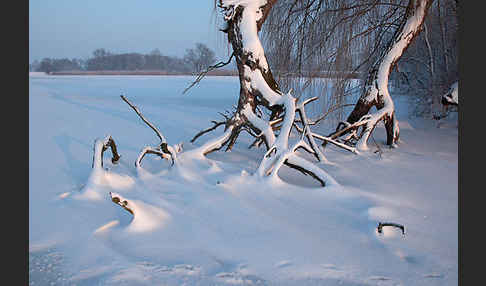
[109,192,171,233]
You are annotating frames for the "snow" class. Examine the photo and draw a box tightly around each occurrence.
[235,0,269,71]
[30,74,457,285]
[242,103,276,146]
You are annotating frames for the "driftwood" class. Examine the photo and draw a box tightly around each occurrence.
[110,192,134,216]
[121,95,181,167]
[91,135,121,169]
[377,222,405,235]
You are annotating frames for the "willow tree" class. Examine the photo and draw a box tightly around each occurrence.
[93,0,353,189]
[91,0,435,194]
[331,0,434,149]
[261,0,434,150]
[185,0,348,186]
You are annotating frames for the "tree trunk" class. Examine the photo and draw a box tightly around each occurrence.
[195,0,282,155]
[225,0,281,128]
[199,0,339,186]
[339,0,433,149]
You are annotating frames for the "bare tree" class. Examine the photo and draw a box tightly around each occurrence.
[89,0,443,205]
[263,0,436,150]
[399,0,458,118]
[184,43,217,73]
[329,0,434,150]
[261,0,409,126]
[95,0,353,191]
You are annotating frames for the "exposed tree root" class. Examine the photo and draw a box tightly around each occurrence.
[121,95,182,167]
[92,135,121,169]
[190,120,226,143]
[110,192,134,216]
[183,0,354,187]
[327,0,433,151]
[90,1,350,188]
[377,222,405,235]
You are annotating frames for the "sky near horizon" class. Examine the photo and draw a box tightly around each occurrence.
[29,0,232,63]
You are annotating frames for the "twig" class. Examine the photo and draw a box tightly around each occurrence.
[121,95,176,166]
[120,95,167,144]
[311,103,356,125]
[311,132,358,154]
[183,52,235,95]
[190,121,226,143]
[371,133,382,158]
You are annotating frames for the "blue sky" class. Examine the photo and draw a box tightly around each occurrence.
[29,0,231,62]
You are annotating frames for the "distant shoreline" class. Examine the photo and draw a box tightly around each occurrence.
[46,70,239,76]
[32,70,362,79]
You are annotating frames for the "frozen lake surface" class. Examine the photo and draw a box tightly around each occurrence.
[29,74,457,285]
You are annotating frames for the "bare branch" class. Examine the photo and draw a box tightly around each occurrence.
[190,121,226,143]
[377,222,405,235]
[110,192,134,216]
[183,51,235,95]
[121,95,167,145]
[311,132,358,154]
[121,95,178,167]
[135,146,171,168]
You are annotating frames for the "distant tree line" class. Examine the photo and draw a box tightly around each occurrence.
[31,43,216,74]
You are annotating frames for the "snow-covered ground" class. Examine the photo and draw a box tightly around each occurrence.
[29,74,457,285]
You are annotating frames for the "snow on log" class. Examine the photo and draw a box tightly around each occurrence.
[76,135,133,201]
[110,191,134,216]
[192,127,235,156]
[109,192,171,233]
[92,135,121,170]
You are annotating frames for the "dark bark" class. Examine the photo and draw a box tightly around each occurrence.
[110,192,134,216]
[284,160,325,186]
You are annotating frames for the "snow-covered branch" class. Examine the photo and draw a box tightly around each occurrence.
[121,95,181,167]
[92,135,121,170]
[110,192,134,216]
[121,95,167,145]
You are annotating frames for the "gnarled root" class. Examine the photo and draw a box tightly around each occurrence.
[110,192,134,216]
[121,95,182,167]
[92,135,121,169]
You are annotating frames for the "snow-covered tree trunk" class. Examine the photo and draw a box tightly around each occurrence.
[105,0,349,187]
[189,0,338,186]
[203,0,281,154]
[335,0,433,150]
